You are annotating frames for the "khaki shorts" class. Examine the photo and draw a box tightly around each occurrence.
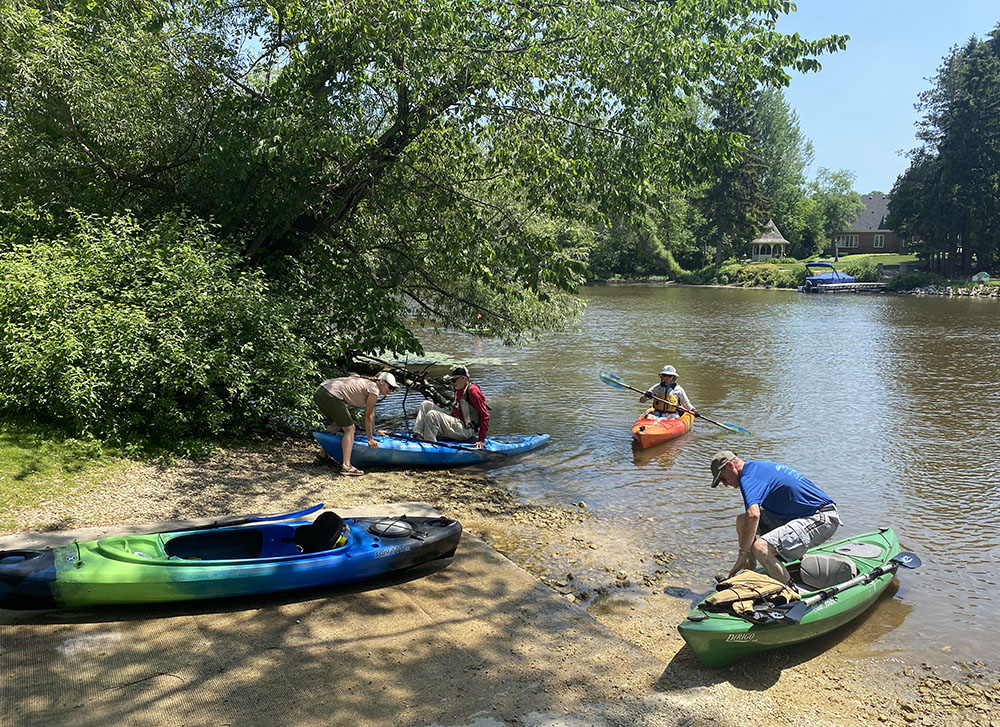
[314,386,355,428]
[760,507,840,561]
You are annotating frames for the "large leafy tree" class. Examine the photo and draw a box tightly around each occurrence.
[889,25,1000,272]
[701,88,769,264]
[696,86,815,266]
[808,168,865,257]
[0,1,848,441]
[1,1,846,329]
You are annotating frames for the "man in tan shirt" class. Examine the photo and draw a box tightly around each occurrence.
[314,372,399,475]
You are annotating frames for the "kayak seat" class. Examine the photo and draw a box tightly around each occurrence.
[799,553,858,590]
[294,512,346,554]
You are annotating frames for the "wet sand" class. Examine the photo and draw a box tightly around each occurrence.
[4,436,999,726]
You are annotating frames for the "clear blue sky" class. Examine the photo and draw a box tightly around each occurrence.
[776,1,999,194]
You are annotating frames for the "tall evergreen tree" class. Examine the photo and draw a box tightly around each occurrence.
[890,25,1000,272]
[702,89,768,264]
[757,88,813,250]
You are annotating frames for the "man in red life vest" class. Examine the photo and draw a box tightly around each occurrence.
[413,365,490,448]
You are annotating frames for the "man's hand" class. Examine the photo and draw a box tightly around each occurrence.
[367,436,379,449]
[473,440,485,449]
[728,550,752,579]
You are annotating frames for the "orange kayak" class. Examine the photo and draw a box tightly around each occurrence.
[631,411,694,448]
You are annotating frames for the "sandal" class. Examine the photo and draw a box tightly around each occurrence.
[340,465,365,476]
[314,450,330,463]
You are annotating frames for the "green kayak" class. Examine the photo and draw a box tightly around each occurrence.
[678,528,917,668]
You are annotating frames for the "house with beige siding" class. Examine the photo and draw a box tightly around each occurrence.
[833,194,908,256]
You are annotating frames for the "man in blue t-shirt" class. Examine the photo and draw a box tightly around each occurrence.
[709,450,841,584]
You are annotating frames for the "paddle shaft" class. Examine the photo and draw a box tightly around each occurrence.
[599,370,751,436]
[802,551,920,604]
[769,551,920,623]
[167,503,325,533]
[772,562,899,624]
[801,562,897,606]
[621,380,727,427]
[383,432,503,457]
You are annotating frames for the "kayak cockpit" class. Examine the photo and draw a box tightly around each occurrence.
[94,513,349,564]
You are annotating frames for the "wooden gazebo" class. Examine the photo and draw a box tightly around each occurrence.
[750,220,788,261]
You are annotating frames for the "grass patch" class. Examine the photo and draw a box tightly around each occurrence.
[812,253,918,267]
[0,421,130,532]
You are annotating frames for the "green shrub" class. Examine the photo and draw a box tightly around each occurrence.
[777,265,808,287]
[730,263,804,288]
[886,272,945,291]
[679,262,806,288]
[0,210,312,448]
[842,262,879,282]
[677,264,717,285]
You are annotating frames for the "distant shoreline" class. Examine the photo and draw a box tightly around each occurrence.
[585,279,1000,297]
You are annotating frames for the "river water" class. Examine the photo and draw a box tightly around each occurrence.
[406,284,1000,668]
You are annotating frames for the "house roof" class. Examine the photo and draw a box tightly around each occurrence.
[850,194,891,231]
[751,219,788,244]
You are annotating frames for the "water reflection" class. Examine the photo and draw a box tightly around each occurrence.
[631,437,688,468]
[409,285,1000,667]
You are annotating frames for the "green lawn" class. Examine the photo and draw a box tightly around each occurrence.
[0,422,128,532]
[811,253,919,267]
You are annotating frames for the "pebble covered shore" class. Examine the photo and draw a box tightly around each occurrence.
[5,436,1000,726]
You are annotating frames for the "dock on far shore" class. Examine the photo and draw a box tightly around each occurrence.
[802,281,888,294]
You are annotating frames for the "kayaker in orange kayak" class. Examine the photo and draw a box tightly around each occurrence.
[639,365,698,419]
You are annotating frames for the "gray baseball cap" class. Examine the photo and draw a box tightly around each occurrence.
[710,450,737,487]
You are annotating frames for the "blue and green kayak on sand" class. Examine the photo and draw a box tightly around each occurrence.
[313,431,550,467]
[679,528,917,667]
[0,505,462,610]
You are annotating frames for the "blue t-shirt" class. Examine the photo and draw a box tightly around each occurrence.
[739,460,833,523]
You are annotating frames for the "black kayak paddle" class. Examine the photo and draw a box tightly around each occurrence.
[765,550,922,625]
[382,432,508,460]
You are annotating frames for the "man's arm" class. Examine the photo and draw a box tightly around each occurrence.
[468,385,490,446]
[728,503,761,577]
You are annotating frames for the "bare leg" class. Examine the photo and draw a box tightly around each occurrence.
[315,423,342,460]
[751,539,790,584]
[341,423,356,469]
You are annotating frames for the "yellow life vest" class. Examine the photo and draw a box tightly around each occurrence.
[652,383,679,413]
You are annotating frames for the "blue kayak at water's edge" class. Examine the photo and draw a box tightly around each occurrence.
[313,431,550,467]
